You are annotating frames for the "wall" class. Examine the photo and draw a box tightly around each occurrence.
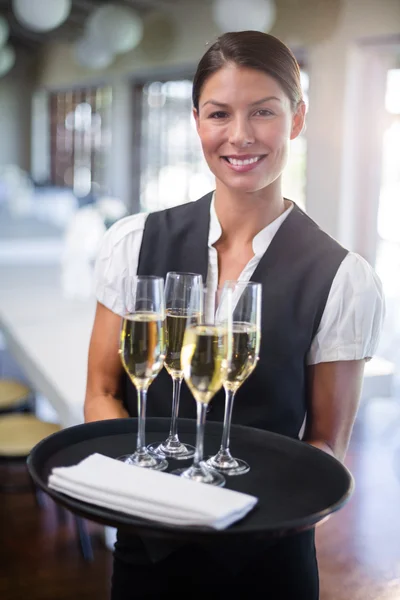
[305,0,400,252]
[35,2,220,89]
[0,48,35,171]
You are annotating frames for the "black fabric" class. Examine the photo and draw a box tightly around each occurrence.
[126,192,348,440]
[111,530,318,600]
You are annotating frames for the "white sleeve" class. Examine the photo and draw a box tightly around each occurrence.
[307,252,385,365]
[93,213,148,316]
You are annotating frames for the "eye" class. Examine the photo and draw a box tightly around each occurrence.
[254,109,274,117]
[209,111,229,119]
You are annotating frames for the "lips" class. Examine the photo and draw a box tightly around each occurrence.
[222,154,266,172]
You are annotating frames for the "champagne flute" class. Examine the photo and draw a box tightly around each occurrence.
[206,280,261,476]
[118,276,168,471]
[172,287,233,486]
[148,272,203,460]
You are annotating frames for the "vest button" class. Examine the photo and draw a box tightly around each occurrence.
[206,404,213,414]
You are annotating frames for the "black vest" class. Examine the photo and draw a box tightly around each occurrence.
[124,192,348,439]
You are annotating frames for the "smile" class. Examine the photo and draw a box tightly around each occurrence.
[225,156,263,166]
[222,155,266,172]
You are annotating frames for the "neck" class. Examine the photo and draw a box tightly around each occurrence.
[214,179,287,246]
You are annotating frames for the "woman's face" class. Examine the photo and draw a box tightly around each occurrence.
[194,64,305,194]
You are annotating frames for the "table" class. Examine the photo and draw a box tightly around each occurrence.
[0,265,96,428]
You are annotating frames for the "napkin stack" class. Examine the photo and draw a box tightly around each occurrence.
[48,453,258,529]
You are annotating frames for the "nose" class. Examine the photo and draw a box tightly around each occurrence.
[228,116,255,148]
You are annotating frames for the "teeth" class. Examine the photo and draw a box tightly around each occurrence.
[226,156,262,166]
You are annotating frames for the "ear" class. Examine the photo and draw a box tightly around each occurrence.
[193,107,200,133]
[290,101,306,140]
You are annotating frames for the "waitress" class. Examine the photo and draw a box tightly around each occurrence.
[85,30,384,600]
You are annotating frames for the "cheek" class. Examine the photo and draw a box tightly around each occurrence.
[197,123,226,153]
[263,120,292,148]
[199,134,217,154]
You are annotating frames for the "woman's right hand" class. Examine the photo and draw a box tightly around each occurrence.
[84,302,128,422]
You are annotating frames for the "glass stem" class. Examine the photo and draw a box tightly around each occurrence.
[193,401,208,469]
[136,388,148,456]
[220,388,235,453]
[168,376,182,441]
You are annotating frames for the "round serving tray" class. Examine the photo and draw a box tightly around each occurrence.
[27,417,354,541]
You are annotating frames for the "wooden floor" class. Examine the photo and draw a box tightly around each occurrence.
[317,397,400,600]
[1,398,400,600]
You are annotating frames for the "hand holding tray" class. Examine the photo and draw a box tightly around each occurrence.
[28,417,354,541]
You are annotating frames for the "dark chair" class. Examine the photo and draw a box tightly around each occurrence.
[0,408,94,561]
[0,378,32,414]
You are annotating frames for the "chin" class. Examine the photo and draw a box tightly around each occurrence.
[217,175,275,194]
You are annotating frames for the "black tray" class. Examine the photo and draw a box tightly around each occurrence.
[27,417,354,541]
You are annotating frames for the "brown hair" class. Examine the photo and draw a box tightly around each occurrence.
[193,31,303,112]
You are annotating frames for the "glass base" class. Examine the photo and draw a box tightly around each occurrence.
[147,440,195,461]
[117,451,168,471]
[172,462,225,487]
[206,454,250,476]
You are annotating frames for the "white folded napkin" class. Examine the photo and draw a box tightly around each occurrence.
[48,453,258,529]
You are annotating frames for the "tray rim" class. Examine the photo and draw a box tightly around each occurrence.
[27,417,355,540]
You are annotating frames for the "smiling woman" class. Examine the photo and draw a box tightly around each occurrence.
[87,30,384,600]
[193,65,305,196]
[191,31,308,214]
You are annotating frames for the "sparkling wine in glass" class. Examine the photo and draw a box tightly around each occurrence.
[206,280,261,476]
[148,272,203,460]
[172,296,233,486]
[118,276,168,471]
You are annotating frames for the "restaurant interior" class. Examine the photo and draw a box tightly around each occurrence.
[0,0,399,599]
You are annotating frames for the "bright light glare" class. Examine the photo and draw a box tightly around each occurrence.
[385,69,400,115]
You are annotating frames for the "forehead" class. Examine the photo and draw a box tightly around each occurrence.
[199,64,287,105]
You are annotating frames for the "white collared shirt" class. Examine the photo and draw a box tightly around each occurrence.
[94,200,385,365]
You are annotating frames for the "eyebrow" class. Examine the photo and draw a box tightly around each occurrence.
[200,96,282,109]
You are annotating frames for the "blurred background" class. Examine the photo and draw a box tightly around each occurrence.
[0,1,399,599]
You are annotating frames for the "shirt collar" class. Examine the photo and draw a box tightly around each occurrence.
[208,193,222,247]
[208,192,294,256]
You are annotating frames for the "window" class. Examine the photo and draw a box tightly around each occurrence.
[137,79,214,213]
[49,86,112,198]
[375,68,400,301]
[377,69,400,247]
[374,66,400,374]
[282,70,309,210]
